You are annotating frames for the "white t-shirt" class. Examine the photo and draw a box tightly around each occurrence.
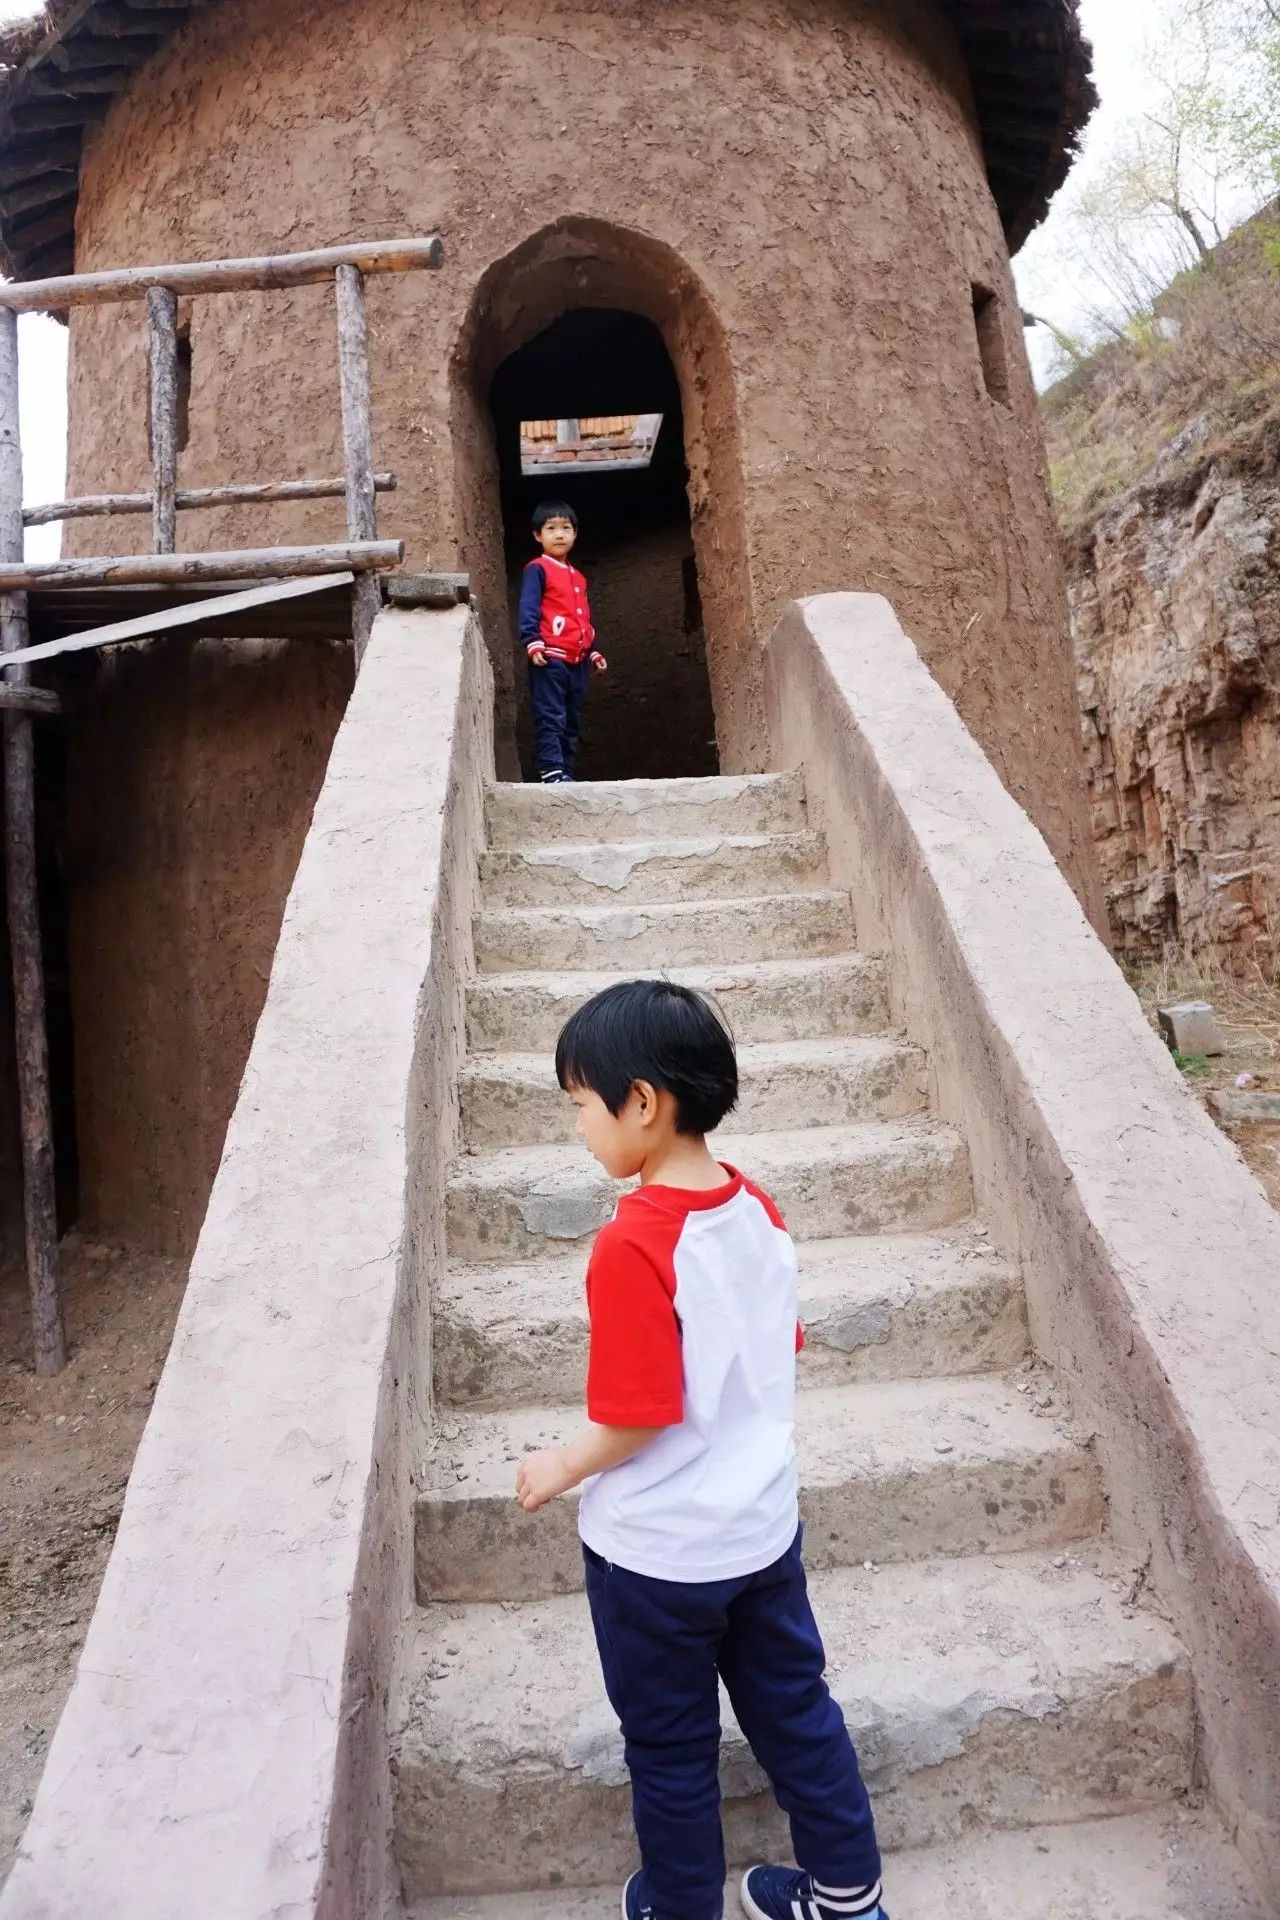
[577,1167,802,1583]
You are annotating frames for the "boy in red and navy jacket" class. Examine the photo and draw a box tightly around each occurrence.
[518,500,607,784]
[516,980,887,1920]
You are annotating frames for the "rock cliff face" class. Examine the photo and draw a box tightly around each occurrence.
[1069,449,1280,972]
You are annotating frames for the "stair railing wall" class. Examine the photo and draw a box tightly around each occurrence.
[764,591,1280,1908]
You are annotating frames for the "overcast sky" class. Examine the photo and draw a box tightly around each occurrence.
[1,0,1159,558]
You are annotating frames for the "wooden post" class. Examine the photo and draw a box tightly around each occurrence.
[0,305,65,1374]
[335,264,379,664]
[147,285,178,553]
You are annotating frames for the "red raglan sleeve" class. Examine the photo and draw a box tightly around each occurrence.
[585,1220,685,1427]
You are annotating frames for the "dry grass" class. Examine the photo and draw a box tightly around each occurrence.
[1128,949,1280,1066]
[1126,946,1280,1208]
[1043,214,1280,538]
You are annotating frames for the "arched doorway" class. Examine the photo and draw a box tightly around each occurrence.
[490,308,716,782]
[451,220,760,783]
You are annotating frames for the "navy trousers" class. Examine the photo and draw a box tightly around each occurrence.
[530,657,590,779]
[584,1530,881,1920]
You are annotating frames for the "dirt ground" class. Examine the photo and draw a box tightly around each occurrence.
[1130,959,1280,1208]
[0,1237,186,1885]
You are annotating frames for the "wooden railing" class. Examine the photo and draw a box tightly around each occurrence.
[0,236,445,1372]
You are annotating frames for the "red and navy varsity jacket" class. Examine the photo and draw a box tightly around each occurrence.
[518,555,603,666]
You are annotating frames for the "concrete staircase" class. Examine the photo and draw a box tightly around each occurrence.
[394,774,1262,1917]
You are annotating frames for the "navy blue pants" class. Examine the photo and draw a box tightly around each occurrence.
[584,1530,881,1920]
[530,657,590,779]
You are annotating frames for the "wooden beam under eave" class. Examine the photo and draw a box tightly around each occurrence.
[0,169,80,219]
[0,134,84,189]
[8,100,99,134]
[4,198,80,257]
[18,244,77,286]
[0,682,61,715]
[26,65,134,96]
[93,3,196,34]
[50,31,158,69]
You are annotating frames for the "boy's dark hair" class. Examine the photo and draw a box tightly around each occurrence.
[556,980,739,1136]
[532,499,578,533]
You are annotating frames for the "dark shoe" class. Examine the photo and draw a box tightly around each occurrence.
[740,1866,886,1920]
[622,1870,655,1920]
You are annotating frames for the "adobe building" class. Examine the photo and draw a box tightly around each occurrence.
[0,0,1098,1261]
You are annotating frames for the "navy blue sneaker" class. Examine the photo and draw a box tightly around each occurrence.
[622,1870,655,1919]
[740,1866,886,1920]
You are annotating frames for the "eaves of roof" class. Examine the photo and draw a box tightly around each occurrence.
[0,0,1095,285]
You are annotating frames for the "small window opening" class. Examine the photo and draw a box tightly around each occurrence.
[971,284,1010,407]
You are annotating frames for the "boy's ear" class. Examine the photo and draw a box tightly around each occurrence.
[631,1079,659,1126]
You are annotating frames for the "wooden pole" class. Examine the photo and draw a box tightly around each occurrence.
[147,285,178,554]
[24,472,396,526]
[0,236,445,313]
[0,305,65,1374]
[335,264,379,665]
[0,539,403,592]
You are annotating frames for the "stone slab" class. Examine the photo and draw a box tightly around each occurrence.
[433,1227,1028,1410]
[445,1121,974,1264]
[394,1551,1193,1899]
[411,1806,1266,1920]
[486,774,806,848]
[481,831,826,908]
[1157,1000,1226,1057]
[415,1375,1102,1602]
[474,891,855,972]
[1208,1088,1280,1127]
[459,1036,928,1151]
[466,956,890,1053]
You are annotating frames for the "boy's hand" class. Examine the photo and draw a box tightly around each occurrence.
[529,647,548,668]
[592,653,608,674]
[516,1446,575,1513]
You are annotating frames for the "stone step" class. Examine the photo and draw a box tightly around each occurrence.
[475,892,854,974]
[435,1227,1028,1411]
[466,956,891,1054]
[459,1037,928,1152]
[481,831,827,909]
[445,1121,973,1265]
[393,1550,1193,1899]
[486,773,806,848]
[409,1805,1265,1920]
[415,1374,1101,1603]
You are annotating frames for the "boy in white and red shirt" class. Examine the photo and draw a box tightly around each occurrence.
[516,980,887,1920]
[518,500,607,784]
